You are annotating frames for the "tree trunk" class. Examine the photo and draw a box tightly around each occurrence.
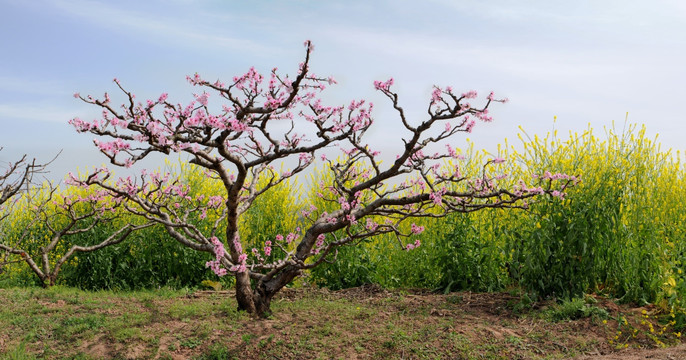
[235,271,257,314]
[234,266,301,318]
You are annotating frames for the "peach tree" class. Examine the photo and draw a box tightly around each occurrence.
[70,41,575,316]
[0,149,153,286]
[0,149,51,274]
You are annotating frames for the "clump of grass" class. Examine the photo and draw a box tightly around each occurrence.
[546,297,609,322]
[4,342,36,360]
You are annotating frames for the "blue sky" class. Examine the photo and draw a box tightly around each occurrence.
[1,0,685,180]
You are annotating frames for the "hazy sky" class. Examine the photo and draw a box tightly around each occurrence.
[1,0,684,180]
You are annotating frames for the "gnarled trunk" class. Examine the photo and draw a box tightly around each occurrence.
[234,266,301,318]
[235,271,258,314]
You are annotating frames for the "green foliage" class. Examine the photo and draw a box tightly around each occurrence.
[309,243,377,290]
[430,213,509,293]
[60,225,216,290]
[545,297,609,322]
[509,124,684,307]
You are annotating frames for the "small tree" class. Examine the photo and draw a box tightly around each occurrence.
[0,182,154,287]
[0,149,54,274]
[70,41,576,316]
[0,148,153,285]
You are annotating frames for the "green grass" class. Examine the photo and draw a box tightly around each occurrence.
[544,297,610,322]
[3,285,669,359]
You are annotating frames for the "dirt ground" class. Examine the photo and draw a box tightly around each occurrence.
[2,285,684,359]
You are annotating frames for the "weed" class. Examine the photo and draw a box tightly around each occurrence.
[180,337,203,349]
[257,334,274,348]
[546,298,609,321]
[3,342,36,360]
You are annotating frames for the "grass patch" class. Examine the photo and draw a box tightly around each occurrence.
[0,286,681,359]
[545,297,610,322]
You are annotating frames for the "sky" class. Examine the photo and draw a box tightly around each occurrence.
[1,0,685,182]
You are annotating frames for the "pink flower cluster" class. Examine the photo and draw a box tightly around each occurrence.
[263,240,272,257]
[405,239,422,251]
[229,235,247,273]
[366,218,378,232]
[429,188,447,205]
[274,232,298,245]
[69,117,101,132]
[206,196,224,208]
[92,138,130,156]
[431,87,443,104]
[462,90,478,99]
[205,237,228,276]
[311,234,326,255]
[373,78,394,91]
[411,223,425,235]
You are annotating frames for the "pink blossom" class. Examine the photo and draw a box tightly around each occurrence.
[429,190,445,205]
[196,92,209,106]
[462,90,478,99]
[431,87,442,104]
[339,197,351,211]
[465,120,475,133]
[373,78,394,91]
[366,218,378,232]
[405,239,422,251]
[316,234,325,248]
[205,237,228,277]
[299,153,312,162]
[410,223,425,235]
